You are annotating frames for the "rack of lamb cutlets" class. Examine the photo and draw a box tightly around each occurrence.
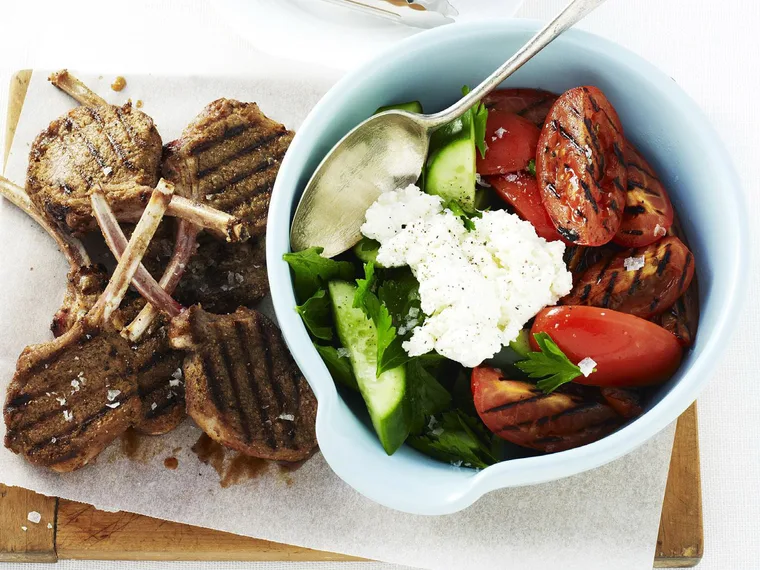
[2,71,318,472]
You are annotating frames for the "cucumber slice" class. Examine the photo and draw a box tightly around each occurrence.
[353,237,382,267]
[425,137,476,207]
[328,280,409,454]
[509,328,532,358]
[375,100,423,115]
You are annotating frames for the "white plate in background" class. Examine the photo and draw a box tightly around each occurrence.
[213,0,524,71]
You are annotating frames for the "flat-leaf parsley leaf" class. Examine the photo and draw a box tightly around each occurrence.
[515,332,595,393]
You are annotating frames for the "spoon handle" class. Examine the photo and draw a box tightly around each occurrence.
[424,0,608,128]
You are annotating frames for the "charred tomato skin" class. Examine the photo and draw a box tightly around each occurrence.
[536,86,627,246]
[488,172,569,243]
[471,368,621,453]
[561,236,695,319]
[482,88,558,127]
[477,111,541,176]
[613,141,675,247]
[530,305,683,387]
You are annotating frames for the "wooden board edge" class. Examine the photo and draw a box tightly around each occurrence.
[0,485,58,563]
[655,403,703,566]
[4,69,32,172]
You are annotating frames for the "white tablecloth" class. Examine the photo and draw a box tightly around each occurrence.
[1,0,758,568]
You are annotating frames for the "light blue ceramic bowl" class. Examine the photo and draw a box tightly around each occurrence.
[267,20,748,515]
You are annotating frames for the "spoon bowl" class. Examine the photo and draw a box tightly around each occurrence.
[290,111,428,257]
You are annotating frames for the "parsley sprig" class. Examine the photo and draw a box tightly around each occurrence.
[516,332,594,393]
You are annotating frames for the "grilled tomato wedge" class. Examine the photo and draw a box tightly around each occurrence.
[477,111,541,175]
[613,141,674,247]
[561,236,695,319]
[488,172,568,243]
[482,88,558,127]
[471,369,621,452]
[537,86,627,246]
[531,306,683,387]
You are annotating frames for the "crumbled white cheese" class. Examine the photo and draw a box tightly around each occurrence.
[654,223,667,237]
[106,402,121,409]
[63,410,73,422]
[624,255,646,271]
[361,185,572,367]
[278,413,295,421]
[27,511,41,524]
[107,389,121,402]
[578,357,597,377]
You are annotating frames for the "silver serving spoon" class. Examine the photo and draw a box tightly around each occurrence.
[290,0,607,257]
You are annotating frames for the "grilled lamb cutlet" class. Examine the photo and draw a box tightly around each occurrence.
[163,98,294,239]
[169,306,318,462]
[142,231,269,315]
[28,72,163,235]
[4,184,172,471]
[124,98,289,339]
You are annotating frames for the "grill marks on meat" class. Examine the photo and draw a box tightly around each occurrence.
[27,103,162,234]
[4,321,140,471]
[112,298,186,435]
[170,306,317,462]
[163,99,293,238]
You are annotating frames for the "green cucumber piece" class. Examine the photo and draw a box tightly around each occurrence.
[353,237,382,267]
[375,100,423,114]
[424,137,477,207]
[509,328,532,358]
[328,280,409,454]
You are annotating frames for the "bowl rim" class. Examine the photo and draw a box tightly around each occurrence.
[267,18,749,515]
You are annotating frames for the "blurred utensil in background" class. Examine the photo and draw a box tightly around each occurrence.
[318,0,457,27]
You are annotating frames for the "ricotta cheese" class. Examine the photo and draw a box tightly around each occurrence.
[361,184,572,367]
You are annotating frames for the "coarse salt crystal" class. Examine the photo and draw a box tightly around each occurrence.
[623,255,646,271]
[56,397,67,406]
[63,410,73,422]
[151,402,157,411]
[51,437,57,444]
[278,413,295,421]
[27,511,41,524]
[504,173,519,182]
[494,127,507,139]
[171,368,183,380]
[336,347,349,358]
[71,379,80,392]
[654,224,667,237]
[106,402,121,409]
[475,173,491,188]
[107,389,121,402]
[21,526,27,531]
[47,523,53,529]
[169,379,181,387]
[577,357,597,377]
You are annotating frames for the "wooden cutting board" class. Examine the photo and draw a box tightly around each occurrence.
[0,70,703,567]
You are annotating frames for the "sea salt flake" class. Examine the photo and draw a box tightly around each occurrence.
[21,526,27,531]
[56,397,67,406]
[171,368,183,380]
[278,413,295,421]
[475,173,492,187]
[577,357,597,377]
[107,389,121,402]
[623,255,646,271]
[106,402,121,409]
[654,223,667,237]
[169,379,181,387]
[51,437,57,443]
[63,410,73,422]
[151,402,157,411]
[47,523,53,529]
[336,348,349,358]
[494,127,507,139]
[71,379,80,392]
[27,511,41,524]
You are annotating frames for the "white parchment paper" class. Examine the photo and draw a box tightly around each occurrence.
[0,70,676,570]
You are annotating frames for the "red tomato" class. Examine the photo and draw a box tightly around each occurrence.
[613,141,675,247]
[530,306,683,387]
[477,111,540,176]
[482,88,558,127]
[561,236,695,319]
[536,86,627,246]
[471,368,621,452]
[487,172,568,243]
